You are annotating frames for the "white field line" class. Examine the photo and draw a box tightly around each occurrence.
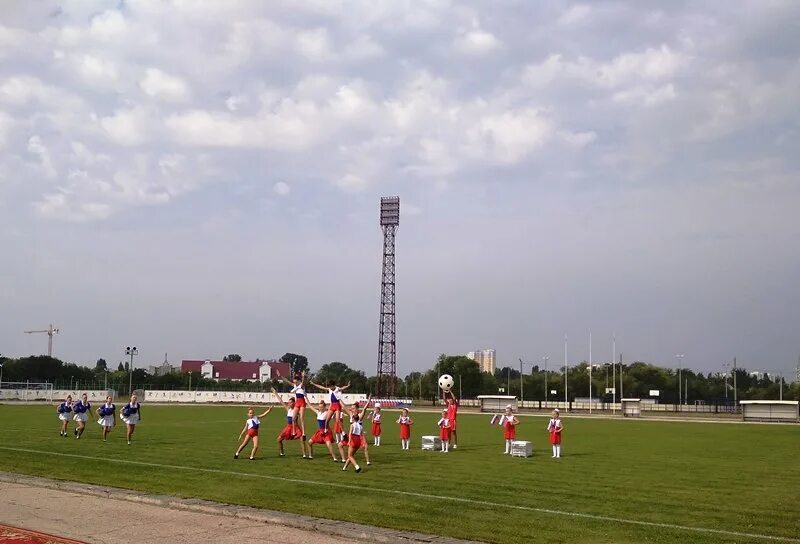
[0,446,797,543]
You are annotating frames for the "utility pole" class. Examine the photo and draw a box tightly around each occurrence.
[612,335,616,414]
[733,357,738,406]
[675,354,685,408]
[564,335,568,408]
[518,358,524,404]
[542,356,549,406]
[619,354,623,400]
[589,332,592,415]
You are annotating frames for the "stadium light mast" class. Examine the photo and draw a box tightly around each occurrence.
[126,346,138,394]
[376,196,400,397]
[675,354,685,407]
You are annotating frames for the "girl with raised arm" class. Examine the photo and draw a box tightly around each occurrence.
[309,379,350,432]
[234,405,272,460]
[277,371,307,439]
[272,388,307,458]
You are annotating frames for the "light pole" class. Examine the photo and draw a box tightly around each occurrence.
[188,371,193,392]
[675,354,684,407]
[0,361,3,388]
[126,346,138,394]
[722,363,730,402]
[542,356,549,407]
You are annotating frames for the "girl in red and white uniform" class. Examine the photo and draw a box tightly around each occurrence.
[445,391,459,449]
[339,397,371,465]
[278,371,307,439]
[307,400,338,461]
[342,412,367,473]
[498,405,519,454]
[56,395,73,437]
[368,403,382,446]
[547,409,563,458]
[309,379,350,432]
[437,409,451,453]
[272,388,307,458]
[396,408,413,450]
[333,411,344,444]
[235,405,272,460]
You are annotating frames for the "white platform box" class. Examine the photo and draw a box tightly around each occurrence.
[510,441,532,457]
[421,435,442,451]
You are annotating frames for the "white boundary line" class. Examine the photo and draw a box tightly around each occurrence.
[0,446,797,543]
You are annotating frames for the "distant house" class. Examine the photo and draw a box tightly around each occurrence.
[180,359,291,383]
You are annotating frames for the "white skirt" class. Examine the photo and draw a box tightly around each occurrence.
[58,413,71,422]
[122,413,140,425]
[98,415,115,427]
[73,413,89,422]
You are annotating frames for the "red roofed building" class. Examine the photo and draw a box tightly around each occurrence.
[181,359,291,382]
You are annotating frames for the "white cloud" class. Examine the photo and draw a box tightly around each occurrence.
[470,109,552,164]
[273,181,291,196]
[27,135,57,179]
[100,107,153,147]
[524,45,686,90]
[335,173,367,193]
[139,68,190,101]
[295,28,333,62]
[559,130,597,148]
[559,5,591,26]
[342,34,385,62]
[612,83,676,107]
[77,54,119,83]
[453,29,500,55]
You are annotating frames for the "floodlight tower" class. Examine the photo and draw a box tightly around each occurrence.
[376,196,400,397]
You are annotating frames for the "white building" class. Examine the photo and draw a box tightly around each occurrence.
[467,349,496,374]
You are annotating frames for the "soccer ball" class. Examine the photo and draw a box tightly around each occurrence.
[438,374,454,392]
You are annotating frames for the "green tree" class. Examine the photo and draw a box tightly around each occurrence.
[223,354,242,362]
[435,354,483,397]
[95,358,107,371]
[280,353,309,374]
[117,362,124,372]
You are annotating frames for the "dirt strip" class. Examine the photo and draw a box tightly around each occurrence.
[0,472,475,544]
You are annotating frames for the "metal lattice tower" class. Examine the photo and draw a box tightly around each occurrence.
[376,196,400,397]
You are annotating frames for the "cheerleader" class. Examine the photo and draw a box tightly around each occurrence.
[339,397,371,465]
[56,395,73,437]
[309,379,350,431]
[445,391,459,449]
[72,393,91,439]
[437,409,451,452]
[547,409,563,458]
[333,410,344,444]
[498,405,519,454]
[121,393,142,446]
[277,370,307,439]
[342,413,366,473]
[396,408,413,450]
[96,395,116,441]
[306,400,337,461]
[272,388,307,458]
[368,402,382,446]
[234,405,272,460]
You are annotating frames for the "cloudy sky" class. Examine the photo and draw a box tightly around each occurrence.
[1,1,798,377]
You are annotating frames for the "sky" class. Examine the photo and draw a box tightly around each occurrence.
[0,1,798,377]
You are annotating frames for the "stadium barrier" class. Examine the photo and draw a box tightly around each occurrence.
[0,387,111,403]
[141,391,413,407]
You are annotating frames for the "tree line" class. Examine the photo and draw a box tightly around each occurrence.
[0,353,796,403]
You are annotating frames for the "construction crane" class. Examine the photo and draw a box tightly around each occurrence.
[24,323,60,357]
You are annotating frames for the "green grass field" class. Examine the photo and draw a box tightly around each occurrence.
[0,404,798,543]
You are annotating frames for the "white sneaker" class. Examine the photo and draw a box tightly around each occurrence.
[453,444,457,449]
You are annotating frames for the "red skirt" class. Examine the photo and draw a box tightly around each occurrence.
[503,424,516,440]
[448,418,457,431]
[330,401,341,412]
[439,427,451,441]
[310,428,331,444]
[279,424,302,440]
[348,434,363,451]
[399,423,411,439]
[246,428,258,438]
[371,422,382,437]
[549,431,561,445]
[295,397,307,408]
[334,418,343,434]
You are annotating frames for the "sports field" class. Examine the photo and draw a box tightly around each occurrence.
[0,405,797,544]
